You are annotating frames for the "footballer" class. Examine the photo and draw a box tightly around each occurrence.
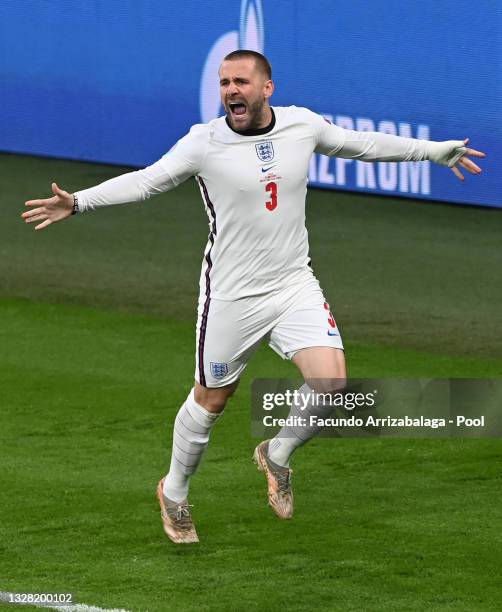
[22,50,485,544]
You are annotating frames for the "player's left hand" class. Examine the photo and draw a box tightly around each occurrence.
[428,138,486,181]
[449,138,486,181]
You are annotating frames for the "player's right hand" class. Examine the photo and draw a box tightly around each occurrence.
[21,182,74,230]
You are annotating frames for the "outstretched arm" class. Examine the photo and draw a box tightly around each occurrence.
[21,157,183,231]
[312,112,485,181]
[21,124,208,231]
[21,160,178,231]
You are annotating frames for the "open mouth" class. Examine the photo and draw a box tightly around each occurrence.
[228,102,247,117]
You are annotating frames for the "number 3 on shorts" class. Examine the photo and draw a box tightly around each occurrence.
[265,181,278,211]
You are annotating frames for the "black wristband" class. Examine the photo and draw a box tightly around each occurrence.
[72,194,79,215]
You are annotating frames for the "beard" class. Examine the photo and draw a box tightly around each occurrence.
[226,97,268,132]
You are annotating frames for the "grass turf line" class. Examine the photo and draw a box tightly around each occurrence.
[1,299,502,611]
[3,153,502,360]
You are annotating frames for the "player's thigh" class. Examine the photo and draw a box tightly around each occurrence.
[195,295,273,389]
[268,279,346,392]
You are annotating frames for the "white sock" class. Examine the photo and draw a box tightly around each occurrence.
[268,383,334,467]
[163,388,222,502]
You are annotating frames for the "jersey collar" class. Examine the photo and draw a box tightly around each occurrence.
[225,107,276,136]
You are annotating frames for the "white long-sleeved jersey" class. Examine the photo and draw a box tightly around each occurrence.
[76,106,458,300]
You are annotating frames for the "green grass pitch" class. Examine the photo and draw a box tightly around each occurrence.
[1,153,502,611]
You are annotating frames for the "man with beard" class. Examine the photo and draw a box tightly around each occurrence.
[22,50,485,544]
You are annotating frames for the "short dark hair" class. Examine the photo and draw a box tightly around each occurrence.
[222,50,272,80]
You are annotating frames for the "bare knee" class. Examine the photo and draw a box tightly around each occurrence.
[293,347,347,393]
[194,380,239,413]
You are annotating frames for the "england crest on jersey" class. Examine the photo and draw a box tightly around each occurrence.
[210,362,228,379]
[255,141,274,162]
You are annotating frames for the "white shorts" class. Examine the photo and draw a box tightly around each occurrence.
[195,274,344,388]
